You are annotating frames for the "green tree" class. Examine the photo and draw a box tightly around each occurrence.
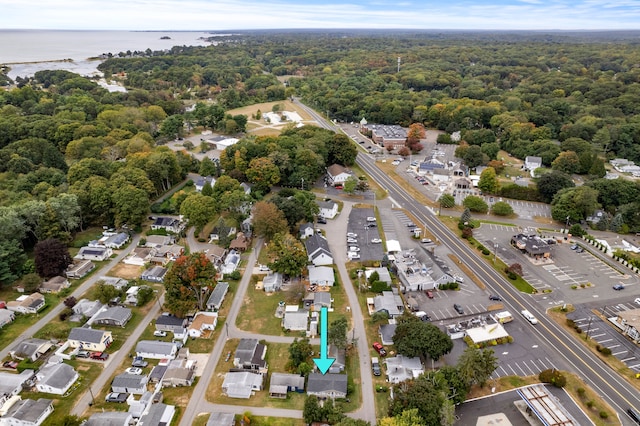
[478,167,499,194]
[21,273,42,293]
[457,346,499,388]
[246,157,280,193]
[95,280,121,304]
[180,193,216,233]
[463,195,488,213]
[388,374,448,425]
[551,186,601,223]
[460,207,472,224]
[328,316,348,349]
[303,396,324,424]
[159,114,184,139]
[328,133,357,166]
[551,150,580,174]
[491,201,513,216]
[393,313,453,362]
[266,232,308,277]
[462,145,488,168]
[199,157,218,177]
[378,409,425,426]
[253,201,288,240]
[343,176,358,194]
[536,170,575,203]
[136,285,155,306]
[287,337,313,370]
[164,252,216,317]
[111,184,149,227]
[439,194,455,210]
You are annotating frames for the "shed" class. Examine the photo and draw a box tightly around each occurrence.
[206,282,229,311]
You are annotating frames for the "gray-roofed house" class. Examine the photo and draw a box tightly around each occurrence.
[155,314,188,334]
[1,398,53,426]
[221,371,263,399]
[282,310,309,332]
[195,175,216,192]
[111,373,149,395]
[307,373,347,399]
[373,291,404,318]
[207,412,235,426]
[162,365,196,387]
[365,267,392,285]
[304,234,333,266]
[299,222,315,239]
[234,338,267,372]
[137,402,176,426]
[39,276,70,294]
[385,355,424,384]
[312,292,332,311]
[135,341,178,360]
[317,200,338,219]
[7,293,46,314]
[141,266,168,283]
[262,272,283,293]
[220,250,241,275]
[144,234,173,248]
[151,216,184,234]
[72,299,104,318]
[10,338,53,362]
[269,373,305,398]
[149,365,168,384]
[206,282,229,311]
[67,328,112,352]
[74,246,112,261]
[92,306,132,327]
[328,344,346,374]
[98,276,128,291]
[103,232,130,249]
[524,156,543,176]
[35,362,78,395]
[308,265,335,287]
[65,259,95,279]
[0,309,15,329]
[379,323,397,346]
[0,370,34,406]
[87,412,133,426]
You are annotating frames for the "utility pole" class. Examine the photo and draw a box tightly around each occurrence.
[585,317,593,340]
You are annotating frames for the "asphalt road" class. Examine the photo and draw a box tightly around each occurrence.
[356,152,640,425]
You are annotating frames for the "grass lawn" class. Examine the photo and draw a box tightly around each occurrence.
[107,263,142,280]
[248,417,306,426]
[70,227,105,248]
[227,100,313,122]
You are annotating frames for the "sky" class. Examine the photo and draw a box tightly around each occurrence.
[1,0,640,31]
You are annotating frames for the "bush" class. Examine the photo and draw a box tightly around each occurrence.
[371,281,391,293]
[577,387,586,397]
[482,249,490,255]
[599,411,608,419]
[538,369,566,387]
[224,271,241,280]
[507,271,517,280]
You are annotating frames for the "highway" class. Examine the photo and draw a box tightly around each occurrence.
[355,152,640,425]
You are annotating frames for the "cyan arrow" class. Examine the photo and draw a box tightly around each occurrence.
[313,306,335,374]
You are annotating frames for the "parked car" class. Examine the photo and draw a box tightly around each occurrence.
[317,216,327,224]
[365,223,377,228]
[346,232,358,238]
[366,217,376,222]
[635,297,640,305]
[371,357,381,376]
[347,252,361,260]
[453,304,464,314]
[153,330,167,337]
[2,361,18,369]
[570,244,578,250]
[132,357,148,368]
[75,350,90,358]
[125,367,143,375]
[105,392,129,403]
[90,352,108,360]
[421,238,432,244]
[613,284,625,291]
[347,238,358,244]
[371,238,382,244]
[425,290,434,299]
[575,247,584,253]
[348,246,360,252]
[489,294,502,301]
[372,342,387,357]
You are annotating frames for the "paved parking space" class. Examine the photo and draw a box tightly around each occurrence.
[346,207,384,262]
[491,357,558,379]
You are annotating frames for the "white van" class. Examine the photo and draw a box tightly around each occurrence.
[521,309,538,324]
[494,311,513,324]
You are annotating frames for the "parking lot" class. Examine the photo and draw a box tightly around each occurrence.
[346,207,384,262]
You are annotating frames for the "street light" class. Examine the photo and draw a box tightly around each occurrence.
[493,238,499,263]
[565,216,570,233]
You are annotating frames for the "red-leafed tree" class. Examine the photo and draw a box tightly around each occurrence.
[406,123,426,153]
[34,238,72,279]
[163,252,216,317]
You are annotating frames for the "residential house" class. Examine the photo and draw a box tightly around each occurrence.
[65,259,95,279]
[205,245,227,266]
[220,250,241,275]
[135,341,178,360]
[10,339,52,362]
[0,309,15,329]
[229,233,250,251]
[111,373,149,395]
[67,328,112,352]
[299,223,315,239]
[524,156,543,176]
[327,345,346,374]
[39,276,70,294]
[124,247,154,266]
[316,200,338,219]
[269,373,305,398]
[0,398,53,426]
[385,355,424,384]
[234,338,267,372]
[162,358,196,387]
[379,323,397,346]
[510,234,551,260]
[308,265,335,287]
[151,217,184,234]
[262,273,283,293]
[373,291,404,318]
[87,412,133,426]
[98,276,128,291]
[137,402,176,426]
[72,299,104,319]
[311,292,332,311]
[240,182,252,195]
[365,267,392,285]
[326,164,351,186]
[149,365,168,384]
[7,293,46,315]
[307,373,347,399]
[207,412,236,426]
[221,371,263,399]
[613,308,640,343]
[206,282,229,311]
[92,306,132,327]
[155,314,188,334]
[0,370,34,407]
[188,312,218,338]
[141,266,168,283]
[124,286,141,306]
[153,244,184,262]
[304,234,333,266]
[74,246,112,262]
[282,310,309,332]
[195,176,216,192]
[103,232,130,249]
[144,235,173,248]
[35,362,78,395]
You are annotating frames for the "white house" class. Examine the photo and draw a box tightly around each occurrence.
[195,175,216,192]
[74,246,112,262]
[317,200,338,219]
[299,223,315,239]
[65,259,95,279]
[35,362,78,395]
[135,340,178,360]
[188,312,218,338]
[111,373,149,395]
[304,234,333,266]
[524,156,543,176]
[385,355,424,384]
[7,293,46,315]
[0,398,53,426]
[308,266,335,287]
[262,273,283,293]
[151,217,184,234]
[67,328,112,352]
[326,164,352,186]
[221,371,263,399]
[307,373,347,399]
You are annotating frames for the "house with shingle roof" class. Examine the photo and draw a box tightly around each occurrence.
[221,371,263,399]
[307,373,347,399]
[138,402,176,426]
[10,338,53,362]
[111,373,149,395]
[92,306,132,327]
[86,412,133,426]
[1,398,53,426]
[35,362,78,395]
[75,246,112,261]
[326,164,352,186]
[234,339,267,372]
[39,276,70,294]
[207,412,235,426]
[7,293,46,314]
[67,328,112,352]
[188,312,218,338]
[65,259,95,279]
[269,373,305,398]
[304,234,333,266]
[316,200,338,219]
[308,265,335,287]
[135,341,178,360]
[206,282,229,311]
[373,291,404,318]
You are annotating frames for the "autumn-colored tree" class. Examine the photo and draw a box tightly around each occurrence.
[246,157,280,193]
[266,232,308,277]
[252,201,288,240]
[163,252,216,317]
[34,238,72,279]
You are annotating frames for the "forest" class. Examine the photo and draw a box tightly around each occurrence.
[3,30,640,284]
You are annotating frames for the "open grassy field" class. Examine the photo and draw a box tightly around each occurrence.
[227,100,318,137]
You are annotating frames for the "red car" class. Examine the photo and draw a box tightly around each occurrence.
[425,290,434,299]
[372,342,387,357]
[90,352,108,360]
